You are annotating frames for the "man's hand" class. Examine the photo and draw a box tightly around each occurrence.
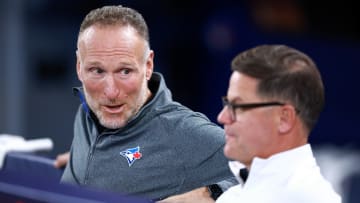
[157,187,215,203]
[53,151,70,169]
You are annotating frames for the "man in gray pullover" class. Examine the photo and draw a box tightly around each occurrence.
[60,5,234,202]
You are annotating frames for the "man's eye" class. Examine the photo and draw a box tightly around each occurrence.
[89,67,104,74]
[120,69,131,75]
[96,69,104,74]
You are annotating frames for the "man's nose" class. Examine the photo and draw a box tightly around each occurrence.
[217,107,231,125]
[104,75,120,99]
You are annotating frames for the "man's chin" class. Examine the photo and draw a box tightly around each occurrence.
[99,116,126,129]
[100,121,126,129]
[224,146,237,160]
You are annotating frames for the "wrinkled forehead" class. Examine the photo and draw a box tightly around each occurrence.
[78,26,150,59]
[76,24,152,66]
[78,24,148,49]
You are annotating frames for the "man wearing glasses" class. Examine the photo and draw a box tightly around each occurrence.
[216,45,341,203]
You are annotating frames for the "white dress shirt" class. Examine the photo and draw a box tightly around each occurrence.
[216,144,341,203]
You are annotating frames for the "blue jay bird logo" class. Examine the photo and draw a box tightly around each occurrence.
[120,146,142,167]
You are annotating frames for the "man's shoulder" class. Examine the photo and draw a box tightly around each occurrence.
[155,103,221,130]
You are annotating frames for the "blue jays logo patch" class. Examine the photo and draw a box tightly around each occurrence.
[120,146,142,167]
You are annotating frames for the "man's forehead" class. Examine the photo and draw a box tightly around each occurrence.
[77,25,148,54]
[79,25,137,42]
[227,72,259,100]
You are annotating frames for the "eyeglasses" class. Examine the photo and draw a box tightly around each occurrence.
[221,96,285,122]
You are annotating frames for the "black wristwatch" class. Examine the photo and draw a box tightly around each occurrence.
[208,184,223,200]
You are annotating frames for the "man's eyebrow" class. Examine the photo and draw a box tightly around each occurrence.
[228,96,244,103]
[85,61,102,66]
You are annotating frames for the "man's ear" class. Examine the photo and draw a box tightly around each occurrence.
[145,50,154,80]
[76,50,83,82]
[278,105,297,134]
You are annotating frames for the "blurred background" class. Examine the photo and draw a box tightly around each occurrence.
[0,0,359,200]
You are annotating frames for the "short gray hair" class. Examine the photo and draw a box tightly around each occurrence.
[78,5,149,44]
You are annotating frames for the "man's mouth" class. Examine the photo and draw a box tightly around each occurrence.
[102,104,124,114]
